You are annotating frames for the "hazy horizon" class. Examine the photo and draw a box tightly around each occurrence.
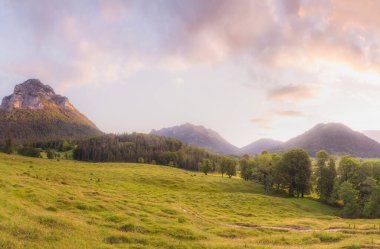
[1,0,380,147]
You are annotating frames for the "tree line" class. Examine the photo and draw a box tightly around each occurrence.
[240,149,380,218]
[73,133,238,173]
[2,131,380,218]
[0,131,75,160]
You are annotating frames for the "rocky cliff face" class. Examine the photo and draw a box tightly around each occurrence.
[0,79,102,142]
[0,79,75,111]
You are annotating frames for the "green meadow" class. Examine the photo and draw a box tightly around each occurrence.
[0,153,379,249]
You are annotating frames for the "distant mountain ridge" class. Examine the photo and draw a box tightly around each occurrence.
[362,130,380,143]
[151,123,239,155]
[3,80,380,158]
[0,79,102,142]
[240,138,283,155]
[151,122,380,158]
[278,123,380,157]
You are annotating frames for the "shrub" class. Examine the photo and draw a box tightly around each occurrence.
[178,217,186,223]
[313,232,343,242]
[18,147,41,158]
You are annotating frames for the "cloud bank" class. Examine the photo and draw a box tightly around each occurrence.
[1,0,380,145]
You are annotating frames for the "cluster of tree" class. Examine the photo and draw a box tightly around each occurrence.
[313,152,380,218]
[198,157,237,178]
[240,149,311,197]
[31,140,75,152]
[239,149,380,218]
[73,133,236,173]
[333,156,380,218]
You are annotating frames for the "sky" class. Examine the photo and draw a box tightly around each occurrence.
[1,0,380,147]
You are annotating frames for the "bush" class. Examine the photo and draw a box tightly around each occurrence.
[178,217,186,223]
[313,232,343,242]
[18,147,41,158]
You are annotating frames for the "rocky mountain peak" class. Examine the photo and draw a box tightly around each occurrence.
[0,79,75,111]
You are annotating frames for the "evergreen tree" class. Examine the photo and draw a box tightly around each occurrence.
[316,150,329,197]
[47,150,56,159]
[239,155,253,181]
[4,130,13,154]
[316,150,337,203]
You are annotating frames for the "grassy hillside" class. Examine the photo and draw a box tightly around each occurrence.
[0,153,379,249]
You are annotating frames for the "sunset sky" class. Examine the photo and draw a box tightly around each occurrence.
[1,0,380,147]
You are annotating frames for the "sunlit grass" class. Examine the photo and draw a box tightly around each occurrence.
[0,153,379,248]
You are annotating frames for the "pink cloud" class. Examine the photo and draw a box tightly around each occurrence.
[267,85,318,102]
[4,0,380,91]
[251,117,272,129]
[99,0,128,22]
[274,110,306,117]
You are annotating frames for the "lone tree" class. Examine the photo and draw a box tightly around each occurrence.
[225,158,237,178]
[239,154,253,181]
[278,149,312,197]
[137,157,145,164]
[199,159,212,175]
[219,157,229,177]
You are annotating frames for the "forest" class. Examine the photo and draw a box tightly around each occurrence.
[72,133,234,172]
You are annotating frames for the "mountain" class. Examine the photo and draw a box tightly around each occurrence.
[0,79,102,142]
[151,123,239,155]
[279,123,380,157]
[240,138,283,155]
[362,130,380,143]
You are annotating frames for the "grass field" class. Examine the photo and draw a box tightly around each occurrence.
[0,153,379,249]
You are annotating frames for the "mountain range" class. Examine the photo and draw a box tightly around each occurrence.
[152,123,380,158]
[2,79,380,158]
[240,138,284,155]
[0,79,102,142]
[151,123,239,155]
[278,123,380,157]
[362,130,380,143]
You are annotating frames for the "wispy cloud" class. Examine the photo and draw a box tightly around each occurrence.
[251,109,306,128]
[250,117,272,129]
[267,85,318,102]
[273,110,306,117]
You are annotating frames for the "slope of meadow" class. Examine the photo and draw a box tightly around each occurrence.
[0,153,379,249]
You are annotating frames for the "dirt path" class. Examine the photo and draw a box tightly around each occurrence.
[181,207,347,233]
[223,223,345,232]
